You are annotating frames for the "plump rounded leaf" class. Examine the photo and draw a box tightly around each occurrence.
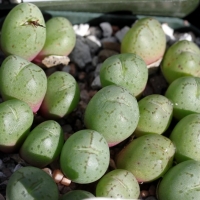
[165,76,200,120]
[36,16,76,61]
[161,40,200,83]
[20,120,64,168]
[100,53,148,97]
[60,190,94,200]
[135,94,173,137]
[121,17,166,65]
[6,166,59,200]
[0,55,47,113]
[158,160,200,200]
[39,71,80,119]
[170,114,200,163]
[84,85,139,147]
[60,129,110,184]
[116,134,175,182]
[0,3,46,61]
[0,99,33,153]
[96,169,140,199]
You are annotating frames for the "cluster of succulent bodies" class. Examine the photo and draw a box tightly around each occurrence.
[1,2,200,200]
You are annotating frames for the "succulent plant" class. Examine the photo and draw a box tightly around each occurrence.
[0,3,46,61]
[60,129,110,184]
[59,190,94,200]
[20,120,64,168]
[116,134,175,182]
[0,99,33,153]
[157,160,200,200]
[170,114,200,163]
[161,40,200,83]
[165,76,200,120]
[96,169,140,199]
[0,55,47,113]
[84,85,139,147]
[39,71,80,119]
[6,166,59,200]
[135,94,173,137]
[35,16,76,62]
[121,17,166,65]
[100,53,148,97]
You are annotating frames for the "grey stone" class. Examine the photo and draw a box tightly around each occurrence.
[69,36,92,69]
[85,35,101,55]
[91,76,102,89]
[92,56,99,67]
[100,22,113,38]
[115,26,130,42]
[89,26,102,38]
[94,63,102,77]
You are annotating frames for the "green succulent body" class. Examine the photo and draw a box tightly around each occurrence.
[100,53,148,97]
[116,134,175,182]
[170,114,200,163]
[161,40,200,83]
[6,166,59,200]
[0,55,47,113]
[20,120,64,168]
[135,94,173,137]
[39,71,80,119]
[59,190,94,200]
[84,85,139,146]
[96,169,140,199]
[158,160,200,200]
[165,76,200,120]
[121,17,166,65]
[0,3,46,61]
[0,99,33,153]
[60,129,110,184]
[36,16,76,61]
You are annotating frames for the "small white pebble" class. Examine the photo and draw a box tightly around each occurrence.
[115,26,130,42]
[100,22,113,37]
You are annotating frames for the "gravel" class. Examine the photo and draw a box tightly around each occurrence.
[0,15,199,200]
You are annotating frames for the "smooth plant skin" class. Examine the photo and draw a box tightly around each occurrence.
[0,99,33,153]
[96,169,140,199]
[135,94,173,137]
[170,114,200,163]
[161,40,200,83]
[39,71,80,119]
[20,120,64,168]
[84,85,139,147]
[121,17,166,65]
[0,55,47,113]
[165,76,200,120]
[100,53,148,97]
[157,160,200,200]
[59,190,94,200]
[60,129,110,184]
[116,134,175,182]
[35,17,76,62]
[6,166,59,200]
[0,3,46,61]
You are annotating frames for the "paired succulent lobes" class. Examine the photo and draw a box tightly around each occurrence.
[0,55,47,113]
[0,99,33,153]
[161,40,200,83]
[100,53,148,97]
[6,166,59,200]
[35,16,76,62]
[84,85,140,146]
[0,3,46,61]
[121,17,166,65]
